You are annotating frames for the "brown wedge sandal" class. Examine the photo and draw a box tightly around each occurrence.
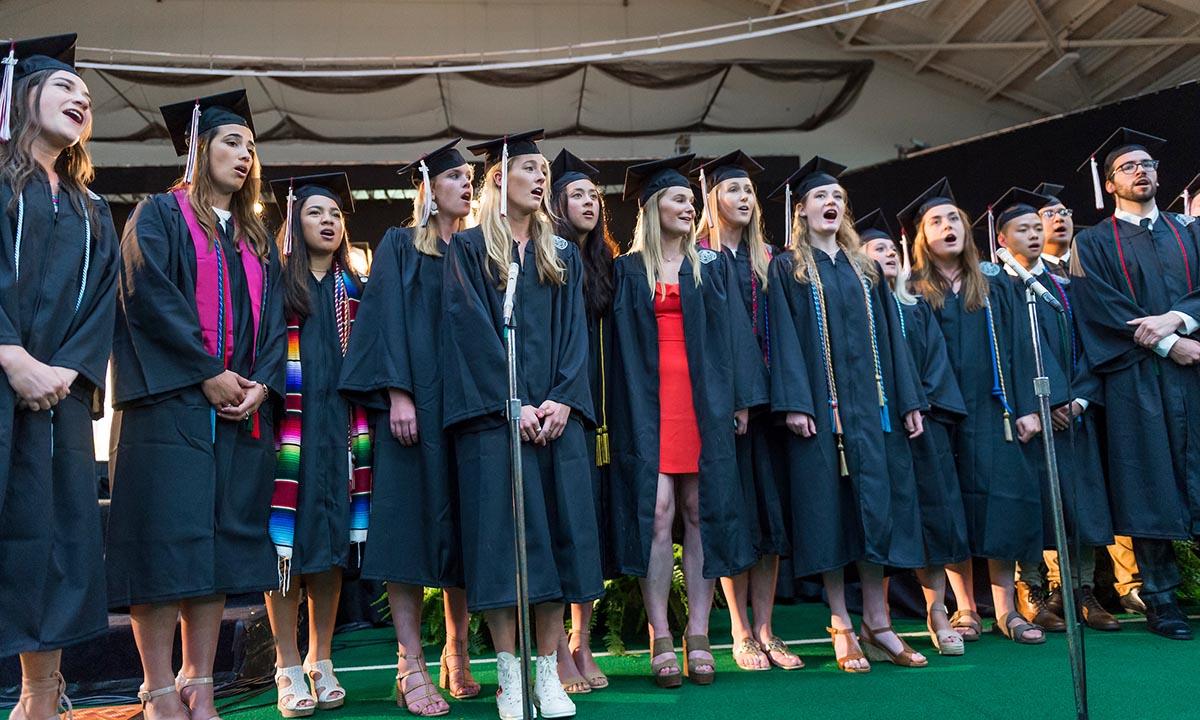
[859,624,929,668]
[649,636,682,689]
[826,627,871,674]
[949,608,983,642]
[682,635,715,685]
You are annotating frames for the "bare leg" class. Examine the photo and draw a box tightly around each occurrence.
[990,559,1043,642]
[676,475,715,675]
[302,568,344,704]
[440,586,480,698]
[720,570,767,669]
[130,603,189,720]
[860,562,925,662]
[486,608,518,655]
[555,621,588,692]
[916,565,952,635]
[568,601,607,686]
[389,582,448,715]
[946,559,976,612]
[638,472,678,678]
[264,586,314,714]
[179,594,225,720]
[11,650,65,720]
[824,568,869,671]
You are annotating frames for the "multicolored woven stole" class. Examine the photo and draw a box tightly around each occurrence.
[269,264,373,592]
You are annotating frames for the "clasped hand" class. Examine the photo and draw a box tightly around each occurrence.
[202,370,267,421]
[0,346,76,411]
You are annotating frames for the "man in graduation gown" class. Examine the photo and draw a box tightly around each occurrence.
[1070,128,1200,640]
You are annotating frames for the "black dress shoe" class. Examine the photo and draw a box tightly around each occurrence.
[1145,597,1193,640]
[1080,587,1121,631]
[1017,582,1067,632]
[1047,586,1064,617]
[1120,587,1147,615]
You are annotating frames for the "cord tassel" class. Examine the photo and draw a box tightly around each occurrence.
[986,205,997,263]
[419,159,434,227]
[899,228,911,272]
[837,434,849,477]
[1185,189,1192,218]
[783,185,793,248]
[700,169,715,230]
[880,403,891,434]
[183,99,201,185]
[594,426,610,467]
[0,43,16,143]
[282,180,296,256]
[1003,412,1013,443]
[1090,155,1104,210]
[499,136,509,218]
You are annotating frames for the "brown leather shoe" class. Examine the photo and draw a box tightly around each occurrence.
[1080,587,1122,631]
[1016,581,1067,632]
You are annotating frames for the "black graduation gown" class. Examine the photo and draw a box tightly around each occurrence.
[582,307,618,580]
[608,249,766,579]
[897,298,971,566]
[0,180,118,656]
[339,227,462,588]
[931,269,1043,561]
[107,194,286,607]
[768,251,924,576]
[723,245,790,558]
[442,227,601,611]
[1010,268,1113,548]
[1071,213,1200,539]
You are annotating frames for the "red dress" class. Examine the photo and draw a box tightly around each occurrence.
[655,283,701,474]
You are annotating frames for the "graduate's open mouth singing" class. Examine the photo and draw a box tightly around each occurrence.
[62,108,84,126]
[460,191,472,202]
[319,228,337,240]
[941,232,959,247]
[581,209,595,220]
[531,187,544,200]
[233,164,249,179]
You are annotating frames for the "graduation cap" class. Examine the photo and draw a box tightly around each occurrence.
[896,177,956,267]
[398,138,467,227]
[550,149,600,197]
[0,34,79,143]
[466,129,544,217]
[1170,173,1200,215]
[691,150,763,230]
[623,154,695,207]
[972,187,1050,264]
[159,90,256,185]
[767,156,847,248]
[268,172,354,256]
[1077,127,1166,210]
[854,209,893,242]
[1032,182,1066,208]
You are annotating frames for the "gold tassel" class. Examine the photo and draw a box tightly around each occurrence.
[1003,412,1013,443]
[595,426,610,467]
[877,378,885,407]
[837,435,850,477]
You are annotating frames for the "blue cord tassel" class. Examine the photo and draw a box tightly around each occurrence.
[880,403,891,433]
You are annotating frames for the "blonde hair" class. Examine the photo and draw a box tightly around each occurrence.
[787,198,876,286]
[476,158,564,287]
[892,264,919,305]
[168,129,271,259]
[910,208,988,312]
[407,180,472,257]
[627,187,702,295]
[697,180,770,289]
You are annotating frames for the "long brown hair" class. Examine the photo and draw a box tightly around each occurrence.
[276,196,355,319]
[551,180,617,317]
[168,128,271,259]
[0,69,96,222]
[910,208,988,312]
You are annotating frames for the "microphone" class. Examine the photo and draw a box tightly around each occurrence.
[502,261,520,327]
[996,247,1064,314]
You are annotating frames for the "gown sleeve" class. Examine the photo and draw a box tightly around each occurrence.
[998,276,1038,419]
[1070,227,1158,374]
[546,245,596,424]
[877,270,923,416]
[716,253,768,412]
[248,244,287,400]
[1171,219,1200,322]
[916,301,967,418]
[766,254,815,417]
[0,191,18,346]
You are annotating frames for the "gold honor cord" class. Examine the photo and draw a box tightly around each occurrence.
[595,316,610,466]
[807,257,850,477]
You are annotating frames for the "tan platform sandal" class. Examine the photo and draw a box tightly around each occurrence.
[826,626,871,673]
[273,666,316,718]
[682,635,715,685]
[949,608,983,642]
[396,653,449,717]
[649,636,682,689]
[927,603,965,656]
[302,659,345,710]
[860,624,929,668]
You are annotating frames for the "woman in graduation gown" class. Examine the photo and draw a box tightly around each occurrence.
[901,178,1046,645]
[442,130,599,720]
[339,140,477,717]
[0,34,121,720]
[608,155,767,687]
[548,149,617,693]
[262,172,366,718]
[858,210,971,656]
[693,151,800,672]
[766,158,927,672]
[107,91,286,720]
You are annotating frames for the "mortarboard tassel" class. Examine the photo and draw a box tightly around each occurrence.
[419,159,434,228]
[700,169,716,232]
[183,99,201,185]
[1089,155,1104,210]
[0,43,17,143]
[1185,189,1192,218]
[899,228,912,272]
[282,179,295,256]
[499,136,509,218]
[784,185,793,249]
[986,205,997,263]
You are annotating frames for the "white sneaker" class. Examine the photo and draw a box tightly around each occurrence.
[534,652,576,718]
[496,652,536,720]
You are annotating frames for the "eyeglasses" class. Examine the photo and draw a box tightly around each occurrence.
[1040,208,1073,219]
[1110,159,1160,177]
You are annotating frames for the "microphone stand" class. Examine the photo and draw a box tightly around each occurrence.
[1024,286,1088,720]
[503,265,535,720]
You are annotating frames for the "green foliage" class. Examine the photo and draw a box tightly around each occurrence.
[1174,540,1200,605]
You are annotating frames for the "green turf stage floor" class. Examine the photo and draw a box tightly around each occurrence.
[212,603,1195,720]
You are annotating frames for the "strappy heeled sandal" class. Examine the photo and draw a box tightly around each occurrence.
[762,635,804,670]
[396,654,449,717]
[927,603,965,656]
[649,636,682,689]
[569,628,608,689]
[949,608,983,642]
[13,671,74,720]
[993,611,1046,645]
[302,660,345,710]
[175,673,219,720]
[682,635,715,685]
[731,637,769,671]
[136,684,177,720]
[274,666,316,718]
[860,624,929,668]
[438,637,481,699]
[826,626,871,674]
